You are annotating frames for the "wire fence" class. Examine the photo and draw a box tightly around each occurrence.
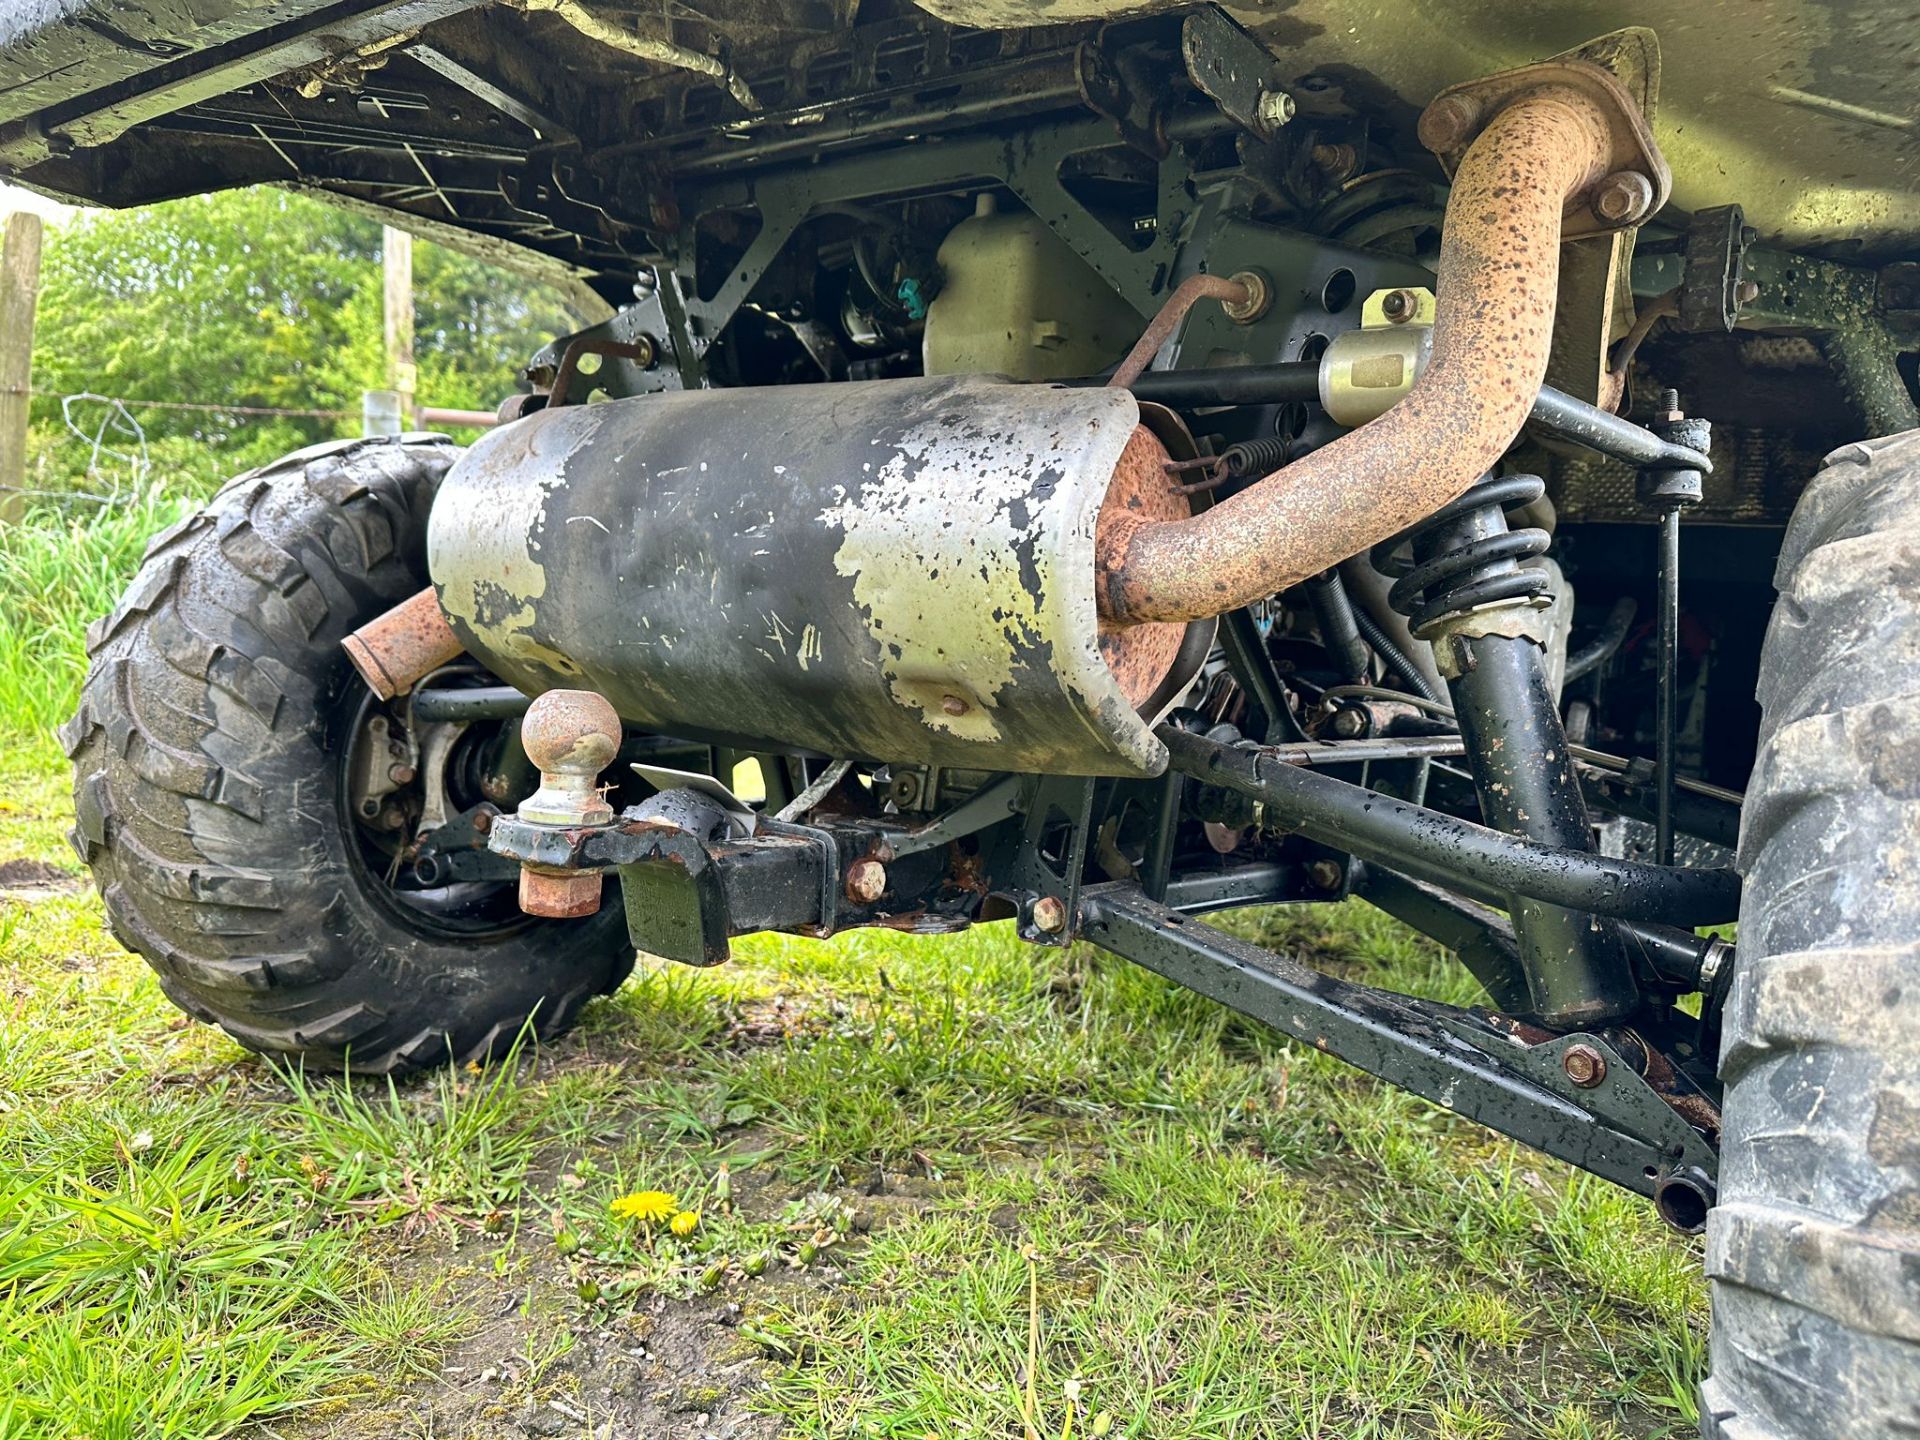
[4,387,494,510]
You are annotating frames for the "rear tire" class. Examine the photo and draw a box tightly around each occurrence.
[1702,430,1920,1437]
[61,435,634,1074]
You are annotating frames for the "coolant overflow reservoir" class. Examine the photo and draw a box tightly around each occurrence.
[923,194,1142,382]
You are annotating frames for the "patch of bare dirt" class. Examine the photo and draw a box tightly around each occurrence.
[0,857,83,900]
[277,1163,948,1440]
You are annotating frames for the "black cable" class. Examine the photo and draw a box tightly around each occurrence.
[1350,605,1444,705]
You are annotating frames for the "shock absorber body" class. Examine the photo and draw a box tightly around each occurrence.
[1377,473,1638,1028]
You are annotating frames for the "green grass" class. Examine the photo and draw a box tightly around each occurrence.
[0,835,1709,1436]
[0,494,1709,1437]
[0,486,197,750]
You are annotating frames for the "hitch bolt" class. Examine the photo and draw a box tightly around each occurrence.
[845,859,888,906]
[1032,895,1068,934]
[519,867,602,920]
[1562,1043,1608,1088]
[1591,170,1655,226]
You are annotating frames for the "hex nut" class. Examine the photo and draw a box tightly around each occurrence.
[1307,859,1344,891]
[1591,170,1655,225]
[845,859,888,905]
[1255,88,1295,130]
[1032,895,1068,933]
[1417,93,1481,153]
[519,865,601,919]
[1561,1042,1608,1088]
[1221,270,1273,325]
[1379,288,1420,324]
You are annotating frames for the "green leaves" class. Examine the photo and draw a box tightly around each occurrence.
[26,188,580,492]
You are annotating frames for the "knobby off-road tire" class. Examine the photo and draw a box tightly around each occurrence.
[1703,429,1920,1438]
[62,436,634,1074]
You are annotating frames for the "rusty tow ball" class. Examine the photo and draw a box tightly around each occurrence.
[513,689,623,918]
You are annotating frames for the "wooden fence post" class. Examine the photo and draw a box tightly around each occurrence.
[383,225,415,430]
[0,210,44,523]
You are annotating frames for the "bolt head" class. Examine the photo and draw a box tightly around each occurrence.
[1562,1043,1608,1088]
[388,762,417,785]
[1591,170,1655,226]
[1255,88,1295,130]
[1032,895,1068,934]
[1307,859,1344,891]
[1329,707,1368,738]
[1417,93,1480,153]
[519,865,601,919]
[845,859,888,905]
[1379,288,1421,324]
[940,694,970,717]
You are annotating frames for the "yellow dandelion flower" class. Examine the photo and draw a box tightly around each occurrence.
[669,1210,700,1237]
[610,1190,677,1224]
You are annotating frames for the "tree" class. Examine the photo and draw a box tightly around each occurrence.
[26,188,579,490]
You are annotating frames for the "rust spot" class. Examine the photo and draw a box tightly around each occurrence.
[1096,424,1191,706]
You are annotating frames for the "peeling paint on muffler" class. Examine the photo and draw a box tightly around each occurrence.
[427,375,1211,777]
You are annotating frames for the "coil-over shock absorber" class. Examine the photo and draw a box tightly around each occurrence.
[1374,473,1637,1028]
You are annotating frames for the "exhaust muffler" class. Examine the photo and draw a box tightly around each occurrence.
[423,375,1211,777]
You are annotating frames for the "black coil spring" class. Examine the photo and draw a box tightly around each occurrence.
[1370,473,1552,634]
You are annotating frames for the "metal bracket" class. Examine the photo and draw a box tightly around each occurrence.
[1461,1022,1718,1177]
[1181,7,1294,144]
[1676,204,1755,333]
[1081,884,1714,1205]
[1420,55,1670,242]
[999,776,1098,946]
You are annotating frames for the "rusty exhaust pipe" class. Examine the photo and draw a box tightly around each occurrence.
[342,586,465,699]
[1096,83,1622,627]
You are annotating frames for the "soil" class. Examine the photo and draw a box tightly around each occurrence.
[275,1143,948,1440]
[0,858,83,900]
